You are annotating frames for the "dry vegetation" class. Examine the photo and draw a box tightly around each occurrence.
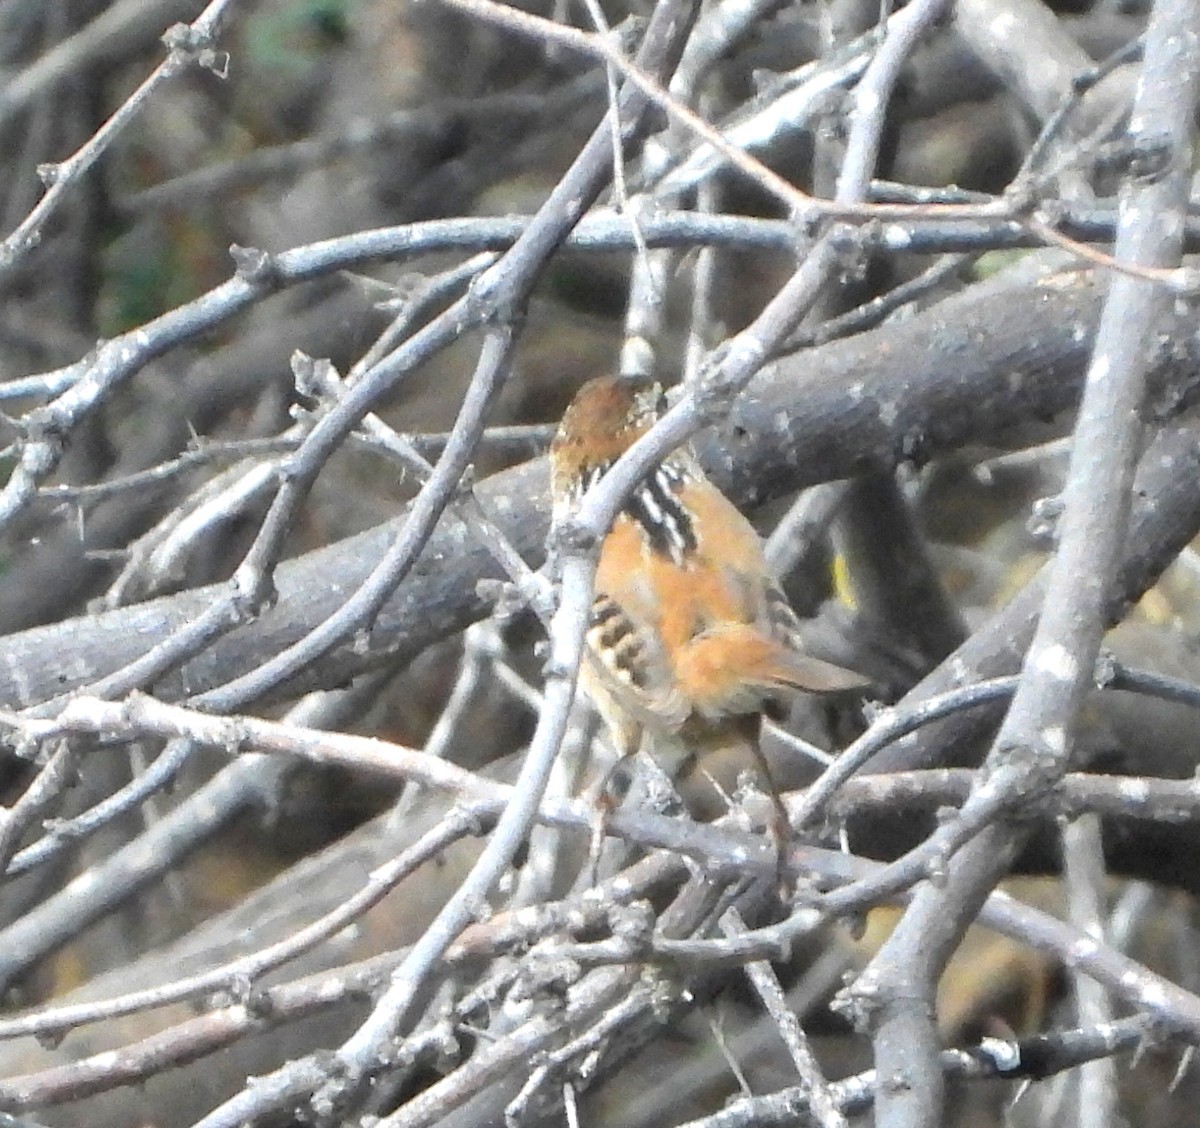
[0,0,1196,1125]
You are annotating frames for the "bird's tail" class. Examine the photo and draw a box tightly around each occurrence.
[675,623,866,718]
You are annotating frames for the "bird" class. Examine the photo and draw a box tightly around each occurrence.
[549,374,867,830]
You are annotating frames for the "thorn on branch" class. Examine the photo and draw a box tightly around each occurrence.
[230,244,280,286]
[1026,493,1064,545]
[162,22,209,50]
[290,351,336,402]
[1093,650,1118,689]
[161,22,228,80]
[200,50,231,79]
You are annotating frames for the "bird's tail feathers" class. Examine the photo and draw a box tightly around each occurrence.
[676,623,866,717]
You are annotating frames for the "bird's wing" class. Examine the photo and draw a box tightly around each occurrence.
[584,590,690,730]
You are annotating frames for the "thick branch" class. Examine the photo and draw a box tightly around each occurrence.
[3,264,1198,713]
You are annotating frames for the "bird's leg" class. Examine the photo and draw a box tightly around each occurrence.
[584,759,623,886]
[671,716,793,892]
[582,723,642,887]
[747,745,794,896]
